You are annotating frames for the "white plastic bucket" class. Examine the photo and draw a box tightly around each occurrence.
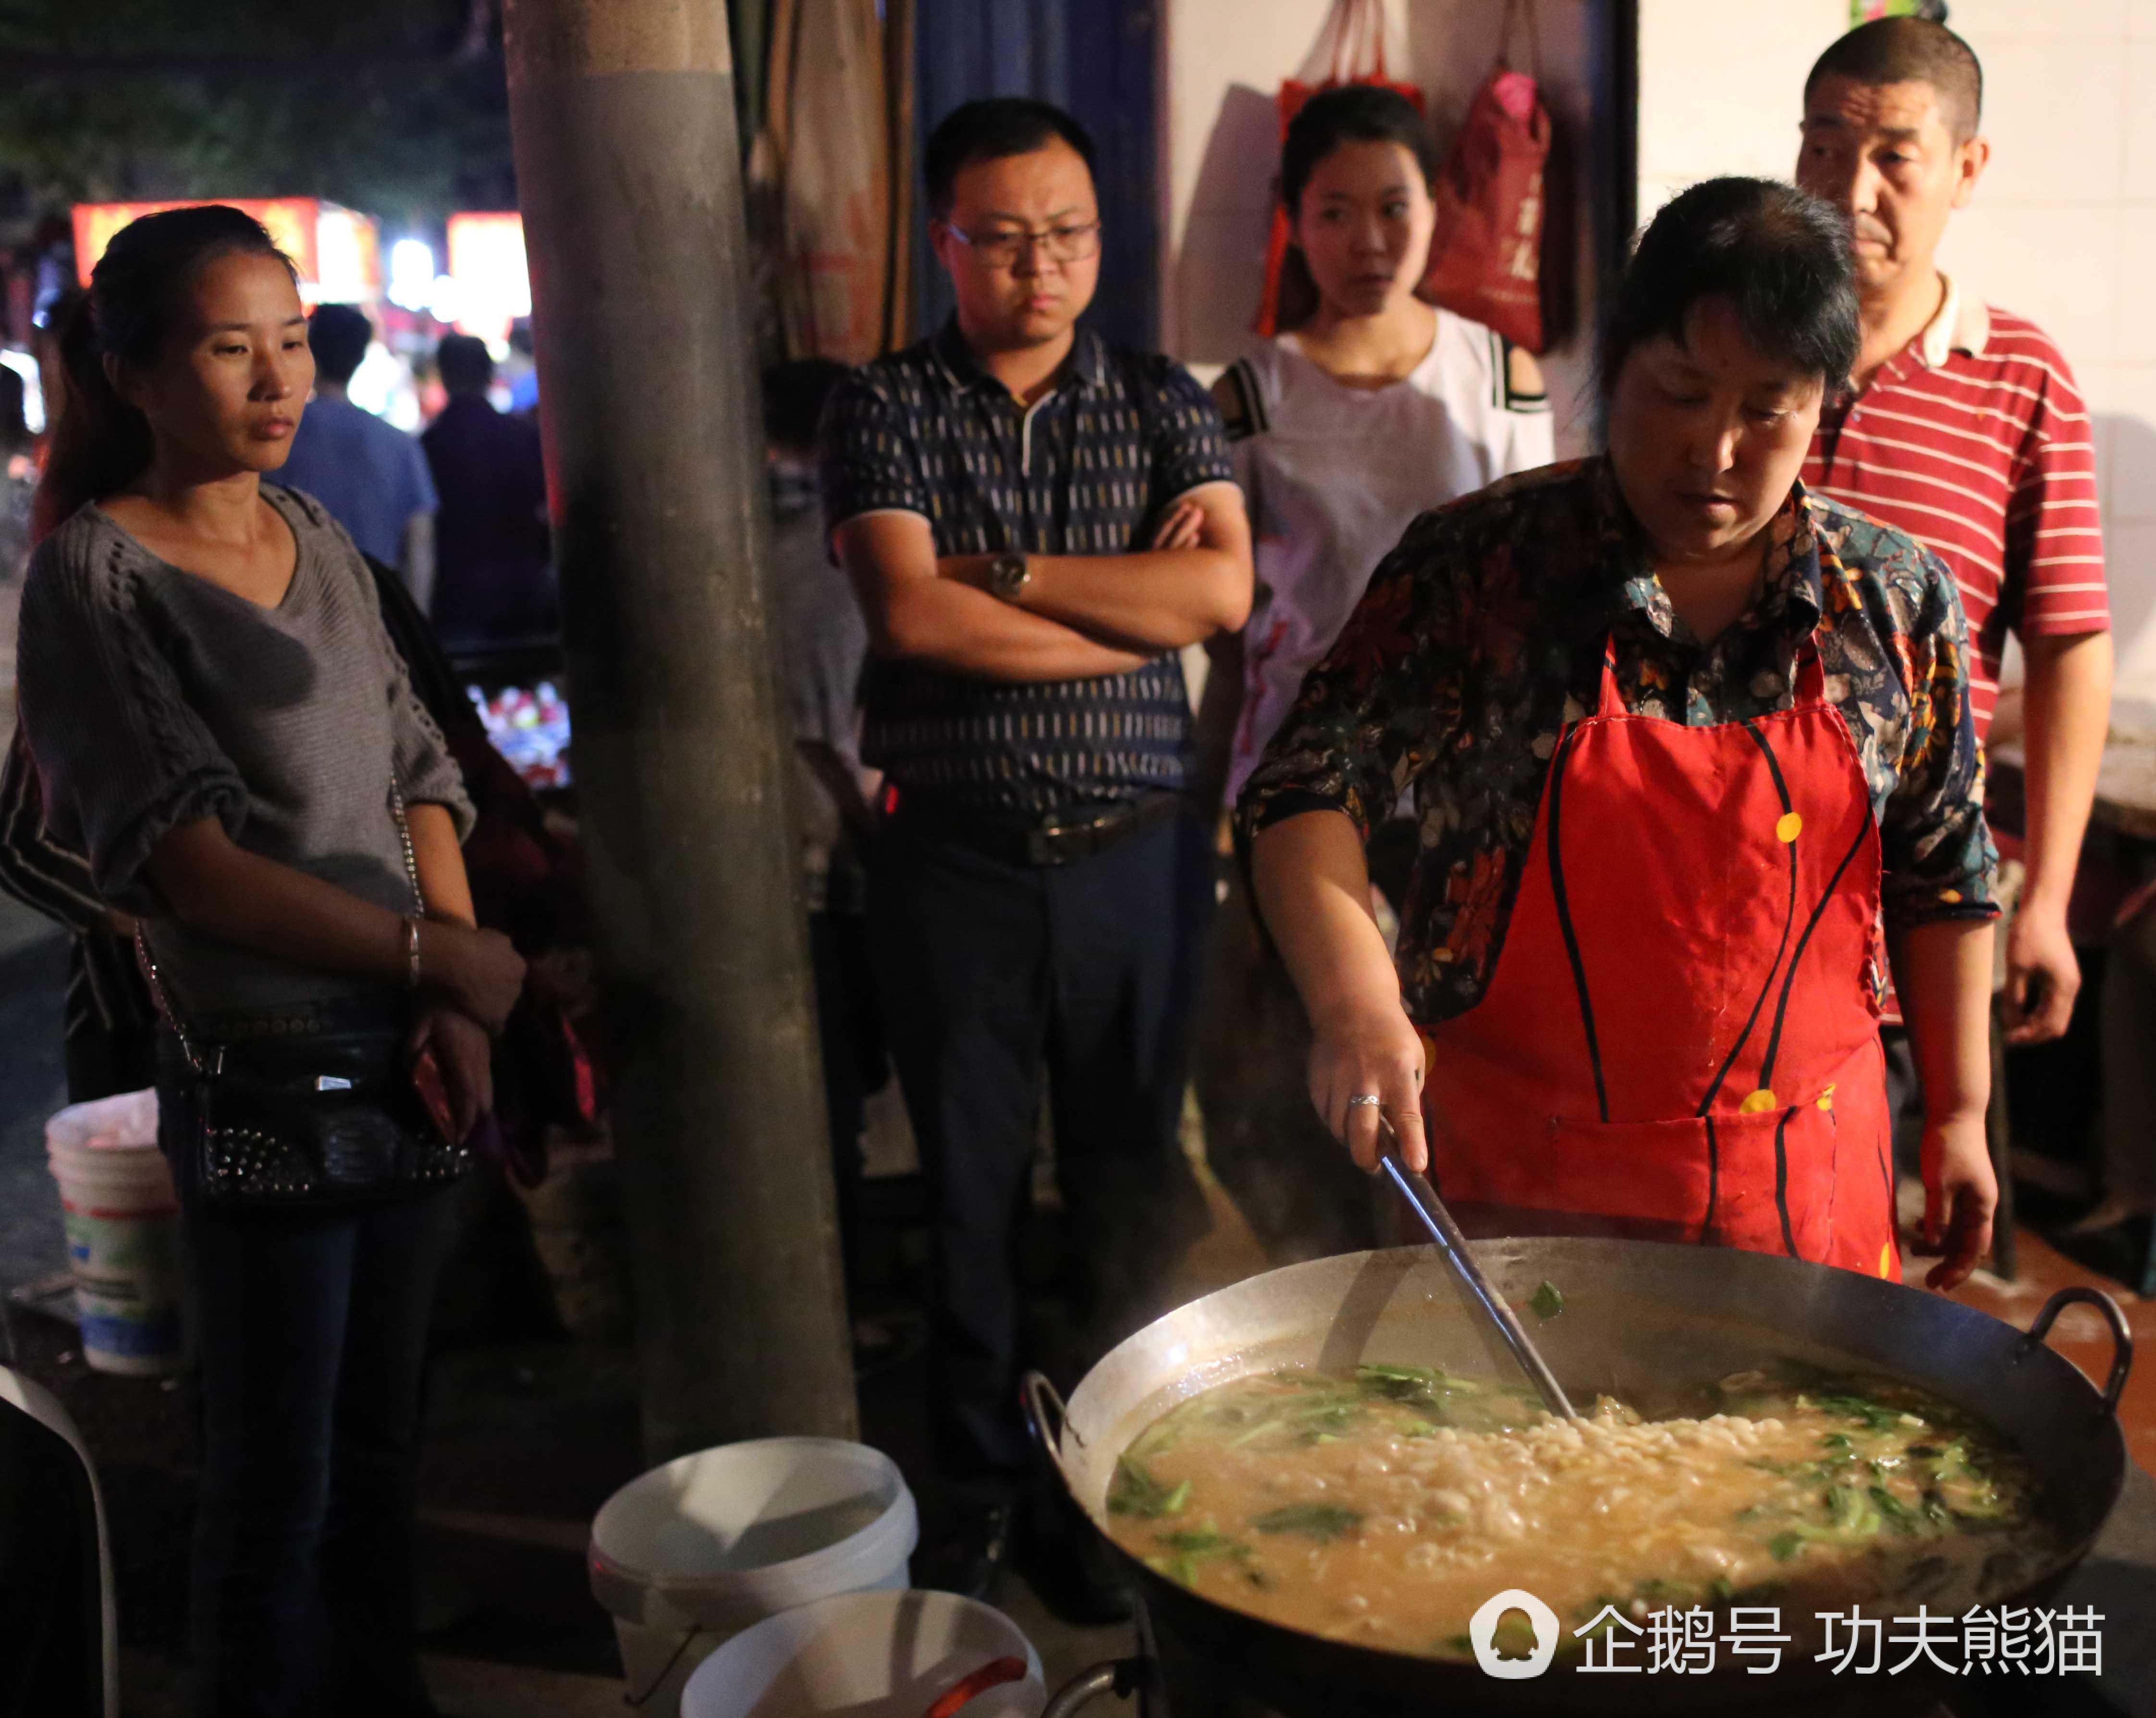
[680,1588,1043,1718]
[589,1437,918,1717]
[44,1091,187,1377]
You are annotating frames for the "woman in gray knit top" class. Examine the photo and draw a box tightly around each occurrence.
[19,208,526,1718]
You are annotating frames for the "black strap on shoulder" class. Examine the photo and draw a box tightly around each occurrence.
[1213,357,1269,443]
[1499,336,1550,414]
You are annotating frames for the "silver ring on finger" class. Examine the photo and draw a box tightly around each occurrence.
[1345,1092,1383,1109]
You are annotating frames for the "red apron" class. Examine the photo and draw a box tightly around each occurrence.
[1418,629,1900,1280]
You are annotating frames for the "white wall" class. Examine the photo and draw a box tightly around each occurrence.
[1635,0,1843,217]
[1635,0,2156,699]
[1159,0,1615,458]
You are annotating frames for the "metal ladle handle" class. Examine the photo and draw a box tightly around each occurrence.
[1379,1144,1579,1420]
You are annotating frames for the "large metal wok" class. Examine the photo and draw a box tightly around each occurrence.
[1026,1238,2132,1716]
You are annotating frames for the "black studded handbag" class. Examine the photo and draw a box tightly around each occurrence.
[139,781,473,1210]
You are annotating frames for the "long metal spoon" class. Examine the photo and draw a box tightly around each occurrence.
[1377,1137,1580,1420]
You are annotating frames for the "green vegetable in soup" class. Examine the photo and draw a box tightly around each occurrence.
[1531,1280,1565,1319]
[1144,1522,1262,1587]
[1826,1484,1881,1535]
[1871,1484,1920,1532]
[1251,1502,1363,1542]
[1108,1454,1189,1519]
[1347,1363,1544,1433]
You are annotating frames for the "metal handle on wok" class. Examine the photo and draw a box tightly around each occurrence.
[1379,1145,1580,1421]
[1021,1370,1081,1496]
[1043,1661,1151,1718]
[2021,1286,2132,1416]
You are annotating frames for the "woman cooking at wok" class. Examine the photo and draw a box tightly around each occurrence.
[1241,177,1999,1293]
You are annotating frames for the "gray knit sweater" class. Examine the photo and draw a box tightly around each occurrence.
[17,484,474,1015]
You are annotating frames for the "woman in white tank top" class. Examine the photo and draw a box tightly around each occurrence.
[1197,84,1554,1263]
[1209,84,1556,804]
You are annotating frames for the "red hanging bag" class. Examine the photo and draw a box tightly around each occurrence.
[1251,0,1421,338]
[1419,0,1554,353]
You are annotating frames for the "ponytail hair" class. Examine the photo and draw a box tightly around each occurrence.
[35,205,296,543]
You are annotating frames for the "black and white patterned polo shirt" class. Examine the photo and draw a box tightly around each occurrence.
[820,318,1235,815]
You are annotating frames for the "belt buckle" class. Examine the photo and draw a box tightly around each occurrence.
[1032,806,1109,867]
[1029,801,1134,867]
[1027,819,1070,867]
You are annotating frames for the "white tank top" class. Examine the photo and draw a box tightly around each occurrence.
[1222,316,1555,800]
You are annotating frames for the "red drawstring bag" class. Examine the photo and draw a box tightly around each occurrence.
[1419,0,1555,353]
[1252,0,1421,338]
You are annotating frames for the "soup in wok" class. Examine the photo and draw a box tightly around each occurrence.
[1102,1360,2055,1660]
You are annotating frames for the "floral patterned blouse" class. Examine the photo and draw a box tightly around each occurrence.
[1237,457,1998,1025]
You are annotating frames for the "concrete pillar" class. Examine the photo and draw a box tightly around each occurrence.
[502,0,856,1458]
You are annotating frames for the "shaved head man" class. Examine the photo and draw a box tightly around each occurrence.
[1795,18,2113,1172]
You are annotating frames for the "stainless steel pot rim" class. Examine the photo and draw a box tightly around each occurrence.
[1040,1240,2129,1467]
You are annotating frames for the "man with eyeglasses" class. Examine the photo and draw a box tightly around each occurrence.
[823,97,1253,1608]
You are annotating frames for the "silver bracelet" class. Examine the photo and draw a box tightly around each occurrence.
[404,914,424,989]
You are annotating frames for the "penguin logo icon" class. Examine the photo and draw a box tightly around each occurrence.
[1469,1588,1560,1679]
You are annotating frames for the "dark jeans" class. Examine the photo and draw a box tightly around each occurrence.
[809,905,886,1289]
[1194,870,1379,1264]
[869,804,1213,1481]
[2099,898,2156,1208]
[171,1109,459,1718]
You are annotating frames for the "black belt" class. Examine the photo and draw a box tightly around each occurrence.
[184,994,409,1043]
[890,790,1186,868]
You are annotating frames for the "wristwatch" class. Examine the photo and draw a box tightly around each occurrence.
[987,550,1032,602]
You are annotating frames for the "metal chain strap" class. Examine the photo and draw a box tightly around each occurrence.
[389,775,425,915]
[135,924,204,1076]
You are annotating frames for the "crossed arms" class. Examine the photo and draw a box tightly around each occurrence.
[832,483,1254,683]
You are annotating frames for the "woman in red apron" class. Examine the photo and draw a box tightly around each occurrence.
[1241,177,2000,1291]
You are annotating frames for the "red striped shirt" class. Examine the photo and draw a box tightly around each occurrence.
[1801,283,2108,741]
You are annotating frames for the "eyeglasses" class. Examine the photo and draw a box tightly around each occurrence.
[945,220,1102,270]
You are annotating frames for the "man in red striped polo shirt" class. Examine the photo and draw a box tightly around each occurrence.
[1796,17,2113,1065]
